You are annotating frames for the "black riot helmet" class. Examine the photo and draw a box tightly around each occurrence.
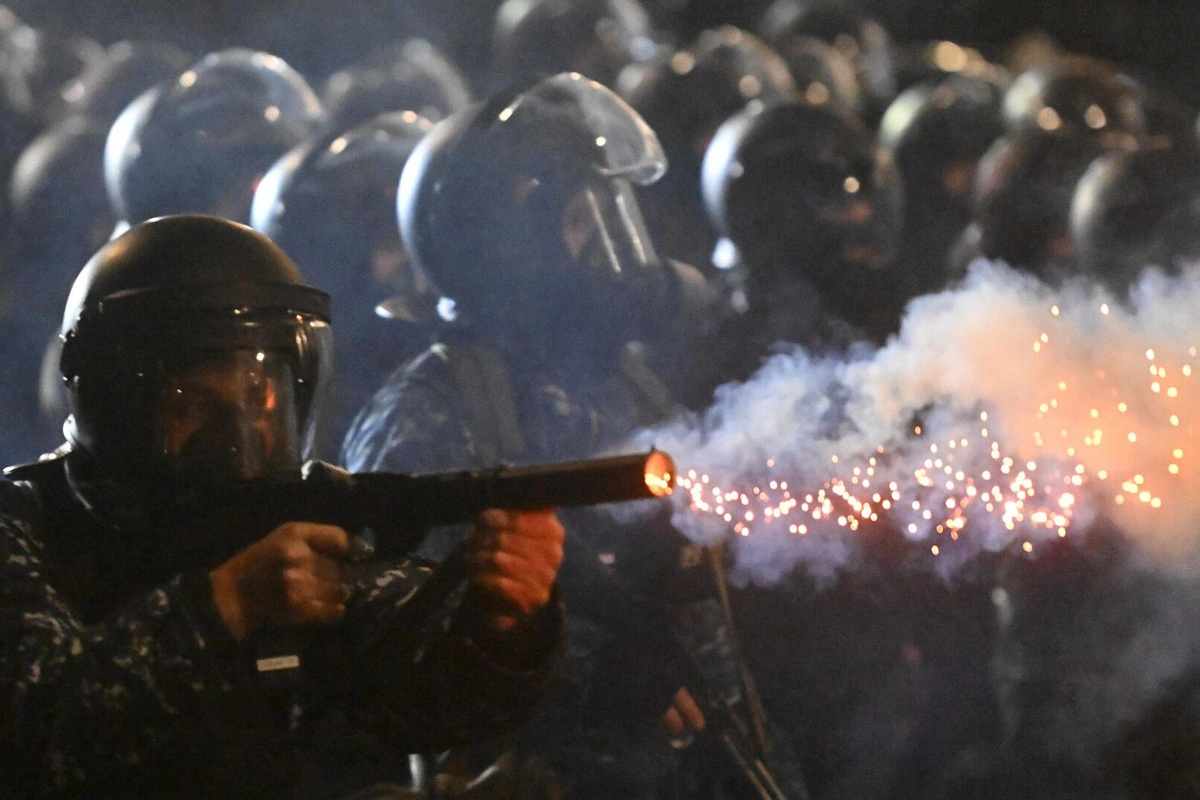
[973,127,1127,278]
[61,39,192,124]
[252,110,437,327]
[1002,55,1144,138]
[702,98,904,339]
[622,25,795,190]
[105,48,325,225]
[760,0,897,123]
[879,74,1005,229]
[620,25,795,269]
[1070,145,1200,291]
[321,39,472,132]
[492,0,657,88]
[9,116,116,324]
[399,72,701,351]
[59,215,332,485]
[775,34,860,113]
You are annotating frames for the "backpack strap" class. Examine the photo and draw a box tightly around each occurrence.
[440,343,528,464]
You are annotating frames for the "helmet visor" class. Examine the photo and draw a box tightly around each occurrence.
[156,349,301,481]
[560,176,659,278]
[516,73,667,184]
[107,304,332,482]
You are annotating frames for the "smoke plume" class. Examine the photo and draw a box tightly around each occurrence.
[649,260,1200,586]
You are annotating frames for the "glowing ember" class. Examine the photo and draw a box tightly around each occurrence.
[676,415,1081,558]
[667,288,1197,567]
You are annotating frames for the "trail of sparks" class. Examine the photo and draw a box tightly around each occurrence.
[1033,303,1193,515]
[674,301,1196,559]
[676,417,1080,557]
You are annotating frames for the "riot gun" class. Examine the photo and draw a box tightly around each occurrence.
[162,450,677,570]
[159,450,676,684]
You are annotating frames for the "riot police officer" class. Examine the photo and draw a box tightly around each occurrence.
[621,24,796,275]
[0,215,566,799]
[878,73,1006,286]
[343,73,806,799]
[1001,54,1145,140]
[252,110,441,451]
[972,126,1128,280]
[689,94,904,409]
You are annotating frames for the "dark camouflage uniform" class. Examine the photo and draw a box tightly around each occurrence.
[343,340,807,799]
[0,453,563,800]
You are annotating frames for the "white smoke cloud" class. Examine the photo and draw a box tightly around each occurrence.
[649,260,1200,585]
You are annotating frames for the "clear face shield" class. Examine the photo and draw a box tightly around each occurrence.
[157,349,298,481]
[417,73,713,338]
[146,313,332,484]
[546,172,715,346]
[513,73,671,282]
[559,174,659,281]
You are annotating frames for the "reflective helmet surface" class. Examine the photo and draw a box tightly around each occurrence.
[105,48,325,225]
[321,39,472,132]
[493,0,656,87]
[1070,145,1200,290]
[59,215,332,483]
[252,111,435,326]
[973,127,1125,277]
[623,25,795,182]
[1002,55,1145,138]
[61,39,192,124]
[702,98,903,319]
[879,74,1005,225]
[398,72,671,339]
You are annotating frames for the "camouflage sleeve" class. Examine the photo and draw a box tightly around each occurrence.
[336,350,564,746]
[0,503,273,793]
[309,555,563,750]
[341,350,476,474]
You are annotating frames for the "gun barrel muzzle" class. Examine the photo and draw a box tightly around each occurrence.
[644,450,676,498]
